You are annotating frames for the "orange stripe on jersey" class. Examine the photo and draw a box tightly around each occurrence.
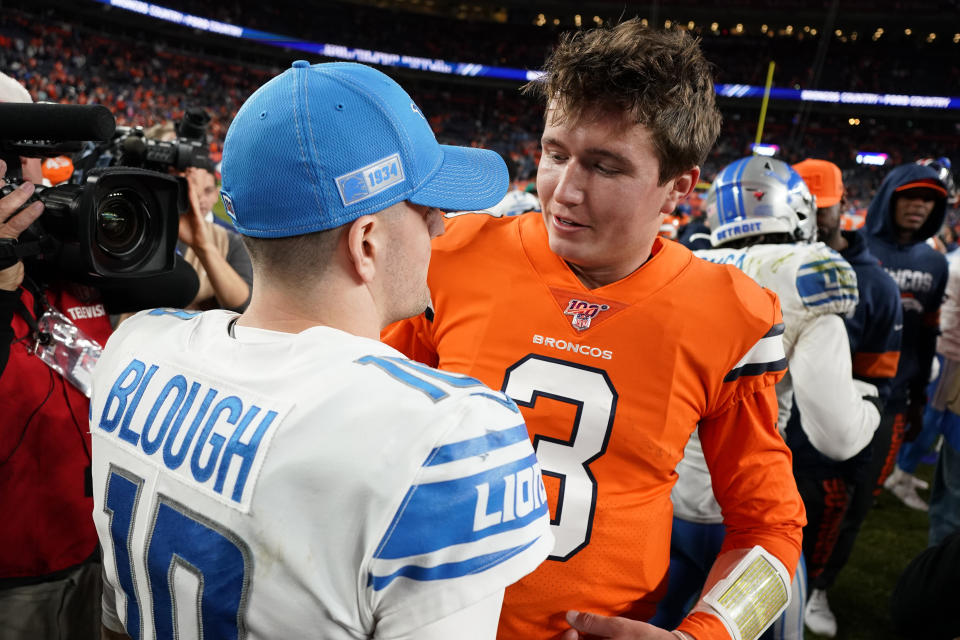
[852,351,900,379]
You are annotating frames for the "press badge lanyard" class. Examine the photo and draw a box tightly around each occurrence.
[14,280,103,398]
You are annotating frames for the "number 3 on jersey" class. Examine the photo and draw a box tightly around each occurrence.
[502,355,617,561]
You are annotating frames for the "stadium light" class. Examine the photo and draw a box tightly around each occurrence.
[751,143,779,157]
[88,0,960,112]
[856,152,888,166]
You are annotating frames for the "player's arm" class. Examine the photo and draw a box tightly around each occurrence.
[381,307,439,367]
[790,313,881,460]
[679,384,803,640]
[365,384,553,638]
[906,268,947,437]
[849,277,902,402]
[674,304,802,640]
[384,591,504,640]
[788,248,880,460]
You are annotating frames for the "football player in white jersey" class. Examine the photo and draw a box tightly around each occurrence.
[90,61,553,640]
[654,156,882,640]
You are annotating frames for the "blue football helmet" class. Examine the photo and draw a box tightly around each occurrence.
[706,156,817,246]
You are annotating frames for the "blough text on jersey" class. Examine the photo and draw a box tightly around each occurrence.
[96,358,283,510]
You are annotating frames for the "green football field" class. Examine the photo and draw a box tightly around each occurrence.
[806,462,936,640]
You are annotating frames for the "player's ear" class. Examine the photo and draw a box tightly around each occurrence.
[345,214,379,284]
[659,166,700,215]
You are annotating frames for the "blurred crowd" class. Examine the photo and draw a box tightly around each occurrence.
[1,3,956,192]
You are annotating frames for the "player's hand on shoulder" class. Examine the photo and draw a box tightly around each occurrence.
[561,611,678,639]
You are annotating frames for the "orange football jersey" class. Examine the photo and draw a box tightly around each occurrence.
[383,212,805,640]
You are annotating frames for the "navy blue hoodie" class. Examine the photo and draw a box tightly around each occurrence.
[841,229,903,401]
[863,163,949,410]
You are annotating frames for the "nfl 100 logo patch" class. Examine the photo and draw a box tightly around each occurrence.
[336,153,405,206]
[564,299,610,331]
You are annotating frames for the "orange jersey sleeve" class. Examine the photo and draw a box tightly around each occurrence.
[384,213,804,639]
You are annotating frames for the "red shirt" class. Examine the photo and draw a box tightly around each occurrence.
[0,284,112,579]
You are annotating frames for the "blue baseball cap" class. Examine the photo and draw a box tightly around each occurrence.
[220,61,508,237]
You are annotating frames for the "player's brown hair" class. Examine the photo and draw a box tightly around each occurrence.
[241,227,342,282]
[524,19,722,184]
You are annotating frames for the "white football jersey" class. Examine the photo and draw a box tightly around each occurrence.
[90,309,553,639]
[673,242,876,522]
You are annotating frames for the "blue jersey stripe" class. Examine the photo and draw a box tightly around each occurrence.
[375,453,548,559]
[393,357,485,388]
[147,308,201,320]
[803,293,858,308]
[469,391,520,413]
[368,537,543,591]
[426,424,529,466]
[356,355,449,400]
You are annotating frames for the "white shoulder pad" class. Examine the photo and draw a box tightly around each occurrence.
[792,243,858,317]
[697,243,858,319]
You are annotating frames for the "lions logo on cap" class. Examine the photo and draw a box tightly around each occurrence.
[564,299,610,331]
[221,192,238,223]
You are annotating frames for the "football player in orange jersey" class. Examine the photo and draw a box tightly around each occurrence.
[383,20,805,640]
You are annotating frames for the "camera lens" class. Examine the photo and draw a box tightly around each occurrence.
[95,189,149,258]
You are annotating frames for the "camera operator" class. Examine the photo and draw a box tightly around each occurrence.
[177,159,252,311]
[0,159,45,363]
[0,153,109,639]
[0,74,199,639]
